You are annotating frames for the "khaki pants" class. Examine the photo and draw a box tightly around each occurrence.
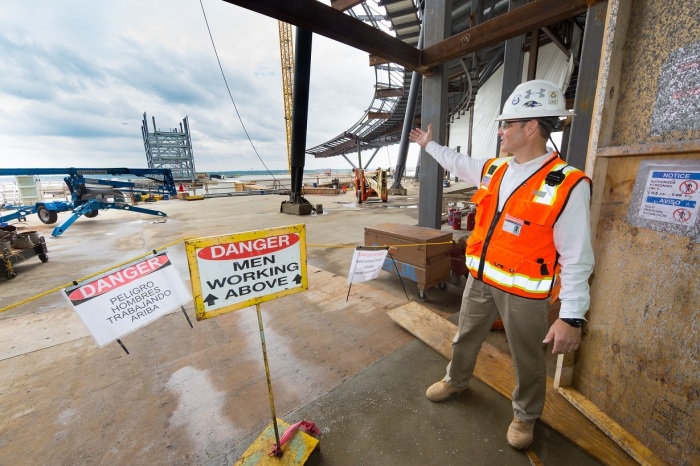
[444,275,550,422]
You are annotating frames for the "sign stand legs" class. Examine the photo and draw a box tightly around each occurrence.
[181,305,193,328]
[256,303,282,457]
[116,339,129,354]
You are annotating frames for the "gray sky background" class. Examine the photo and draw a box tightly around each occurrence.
[1,0,409,172]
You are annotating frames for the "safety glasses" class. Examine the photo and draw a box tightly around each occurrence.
[499,119,531,129]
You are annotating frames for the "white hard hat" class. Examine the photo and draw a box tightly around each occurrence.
[496,79,575,120]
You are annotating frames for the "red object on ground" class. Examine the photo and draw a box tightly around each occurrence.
[466,209,476,231]
[269,420,321,456]
[452,210,462,230]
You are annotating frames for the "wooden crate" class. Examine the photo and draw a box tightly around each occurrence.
[364,223,453,267]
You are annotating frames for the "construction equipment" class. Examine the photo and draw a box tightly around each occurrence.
[278,21,294,173]
[0,228,48,279]
[353,168,389,204]
[0,168,176,237]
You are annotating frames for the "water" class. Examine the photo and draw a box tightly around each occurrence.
[0,169,353,185]
[207,169,352,180]
[0,169,356,203]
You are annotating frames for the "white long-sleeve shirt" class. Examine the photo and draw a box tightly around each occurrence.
[426,141,594,319]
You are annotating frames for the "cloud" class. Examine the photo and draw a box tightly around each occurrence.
[0,0,392,172]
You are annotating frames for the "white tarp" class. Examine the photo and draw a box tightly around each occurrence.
[448,43,574,160]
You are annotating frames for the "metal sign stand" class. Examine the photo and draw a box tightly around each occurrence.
[257,303,282,456]
[234,303,319,465]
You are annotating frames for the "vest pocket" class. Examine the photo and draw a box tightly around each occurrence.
[514,199,553,226]
[485,243,524,274]
[465,236,482,256]
[487,243,550,279]
[470,189,492,228]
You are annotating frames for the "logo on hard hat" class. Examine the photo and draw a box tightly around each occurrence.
[549,91,558,105]
[511,95,521,105]
[522,100,542,108]
[524,88,546,99]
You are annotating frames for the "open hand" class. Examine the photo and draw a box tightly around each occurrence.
[409,123,433,148]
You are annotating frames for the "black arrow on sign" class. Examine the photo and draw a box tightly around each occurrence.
[293,274,302,284]
[204,294,219,306]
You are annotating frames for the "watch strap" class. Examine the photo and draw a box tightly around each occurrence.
[561,318,584,328]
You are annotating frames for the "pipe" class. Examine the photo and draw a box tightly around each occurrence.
[391,18,425,190]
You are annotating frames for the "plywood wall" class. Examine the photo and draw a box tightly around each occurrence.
[574,1,700,464]
[610,1,700,146]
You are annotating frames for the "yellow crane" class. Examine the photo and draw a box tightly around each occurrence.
[278,21,294,173]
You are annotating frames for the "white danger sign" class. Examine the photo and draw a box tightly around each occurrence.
[62,252,192,347]
[185,224,308,320]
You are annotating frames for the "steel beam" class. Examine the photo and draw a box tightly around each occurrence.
[497,0,527,155]
[221,0,421,72]
[223,0,601,75]
[288,29,313,204]
[330,0,362,11]
[421,0,603,70]
[566,2,607,170]
[418,0,450,230]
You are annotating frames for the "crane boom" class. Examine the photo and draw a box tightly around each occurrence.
[278,21,294,173]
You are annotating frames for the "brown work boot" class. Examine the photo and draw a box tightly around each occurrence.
[425,380,465,402]
[506,418,535,449]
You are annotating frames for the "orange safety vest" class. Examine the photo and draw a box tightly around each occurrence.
[465,154,590,299]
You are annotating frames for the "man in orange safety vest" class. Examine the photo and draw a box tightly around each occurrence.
[409,79,594,450]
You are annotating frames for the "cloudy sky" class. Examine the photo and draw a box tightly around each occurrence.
[1,0,409,173]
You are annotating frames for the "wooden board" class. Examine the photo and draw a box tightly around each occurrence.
[578,154,700,465]
[558,388,667,466]
[387,302,637,466]
[608,1,700,147]
[575,1,700,463]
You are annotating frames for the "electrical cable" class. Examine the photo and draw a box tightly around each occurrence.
[199,0,278,180]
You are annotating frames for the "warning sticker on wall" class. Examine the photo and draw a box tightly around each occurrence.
[628,160,700,241]
[639,169,700,224]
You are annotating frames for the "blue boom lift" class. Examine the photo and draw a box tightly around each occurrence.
[0,168,177,236]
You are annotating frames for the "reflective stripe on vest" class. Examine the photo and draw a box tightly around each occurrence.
[466,255,554,296]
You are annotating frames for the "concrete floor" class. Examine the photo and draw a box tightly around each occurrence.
[0,187,602,465]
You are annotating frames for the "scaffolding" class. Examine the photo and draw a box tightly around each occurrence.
[141,113,196,182]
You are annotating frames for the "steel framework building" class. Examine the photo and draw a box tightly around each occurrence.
[141,113,197,182]
[304,0,588,169]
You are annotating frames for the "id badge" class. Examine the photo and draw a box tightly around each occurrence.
[502,214,524,236]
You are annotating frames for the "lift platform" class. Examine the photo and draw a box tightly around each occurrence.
[0,168,176,236]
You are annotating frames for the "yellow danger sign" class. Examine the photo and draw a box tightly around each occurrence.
[185,224,308,320]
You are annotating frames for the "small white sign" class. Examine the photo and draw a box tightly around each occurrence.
[639,169,700,226]
[347,248,389,284]
[62,252,192,347]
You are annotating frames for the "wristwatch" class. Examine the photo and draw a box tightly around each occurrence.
[560,318,584,328]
